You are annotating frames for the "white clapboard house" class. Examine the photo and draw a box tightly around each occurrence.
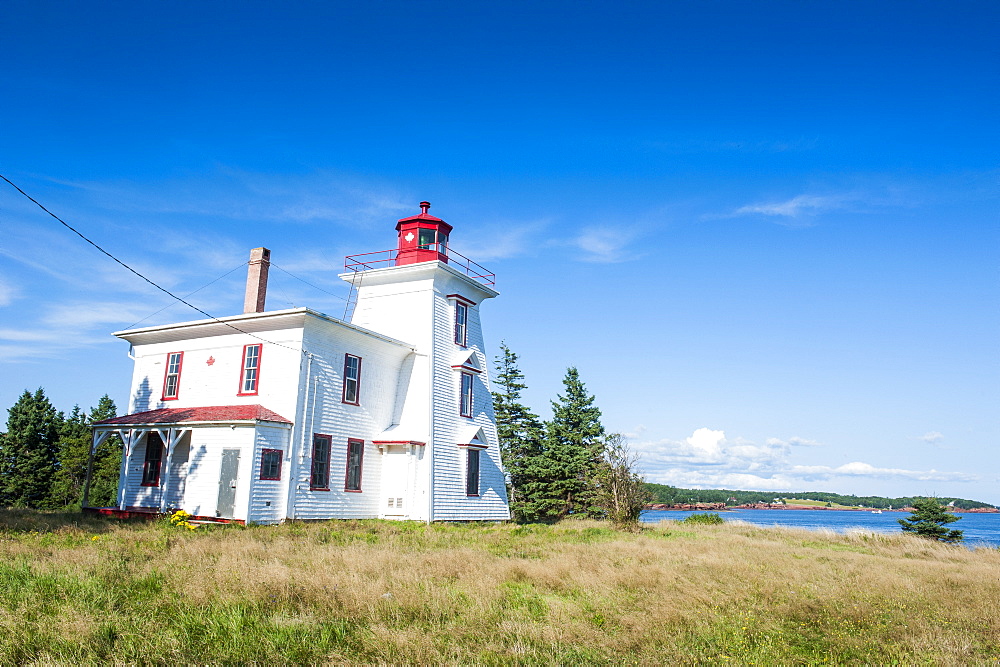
[87,202,509,524]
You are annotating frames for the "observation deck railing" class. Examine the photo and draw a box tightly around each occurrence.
[344,243,496,287]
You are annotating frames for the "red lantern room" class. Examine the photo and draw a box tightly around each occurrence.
[396,201,453,266]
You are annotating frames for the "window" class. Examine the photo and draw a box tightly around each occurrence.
[417,227,435,249]
[454,302,468,346]
[466,448,480,496]
[460,372,474,417]
[260,448,282,481]
[342,354,361,405]
[141,433,163,486]
[310,434,331,490]
[162,352,183,400]
[345,438,364,492]
[239,344,262,395]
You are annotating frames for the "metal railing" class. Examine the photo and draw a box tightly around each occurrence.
[344,244,495,286]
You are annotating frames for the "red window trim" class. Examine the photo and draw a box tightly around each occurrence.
[342,353,362,406]
[454,301,468,347]
[460,371,474,418]
[237,344,262,396]
[140,433,163,487]
[466,447,481,497]
[446,293,477,307]
[259,448,282,481]
[457,442,489,449]
[344,438,364,492]
[451,363,482,374]
[310,433,332,491]
[161,351,184,401]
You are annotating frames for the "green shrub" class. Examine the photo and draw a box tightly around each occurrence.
[682,513,724,525]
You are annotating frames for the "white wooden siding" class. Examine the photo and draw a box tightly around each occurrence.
[286,317,413,520]
[247,425,292,524]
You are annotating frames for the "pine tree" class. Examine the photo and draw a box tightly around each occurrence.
[540,367,605,519]
[0,389,62,508]
[87,395,121,508]
[898,497,963,543]
[492,342,546,522]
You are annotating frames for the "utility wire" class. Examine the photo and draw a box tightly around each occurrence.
[0,173,302,352]
[126,261,249,329]
[270,262,349,303]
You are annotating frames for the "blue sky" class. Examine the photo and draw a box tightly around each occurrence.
[2,1,998,503]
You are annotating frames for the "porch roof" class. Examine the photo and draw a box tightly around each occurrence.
[94,404,292,427]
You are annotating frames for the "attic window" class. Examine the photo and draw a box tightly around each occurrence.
[238,344,262,395]
[162,352,183,400]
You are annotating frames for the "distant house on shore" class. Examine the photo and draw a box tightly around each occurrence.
[86,203,509,524]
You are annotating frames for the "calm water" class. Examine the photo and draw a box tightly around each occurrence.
[640,508,1000,548]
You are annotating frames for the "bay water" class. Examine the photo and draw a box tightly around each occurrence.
[640,508,1000,548]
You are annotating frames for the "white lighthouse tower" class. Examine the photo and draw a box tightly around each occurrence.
[342,202,509,521]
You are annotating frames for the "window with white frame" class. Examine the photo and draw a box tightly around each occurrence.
[345,438,364,491]
[454,302,468,346]
[239,344,262,395]
[460,372,474,417]
[162,352,183,400]
[466,448,480,496]
[342,354,361,405]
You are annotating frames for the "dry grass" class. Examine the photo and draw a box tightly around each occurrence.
[1,510,999,664]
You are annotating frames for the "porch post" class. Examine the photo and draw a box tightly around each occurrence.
[81,430,109,508]
[158,428,173,513]
[117,429,132,510]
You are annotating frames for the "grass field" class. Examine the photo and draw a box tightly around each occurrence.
[780,499,859,509]
[1,509,998,664]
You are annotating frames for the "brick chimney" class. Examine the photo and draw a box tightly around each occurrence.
[243,247,270,314]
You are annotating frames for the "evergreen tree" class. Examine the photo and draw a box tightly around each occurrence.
[492,342,546,522]
[898,498,963,543]
[48,405,91,508]
[539,367,605,520]
[0,388,62,508]
[87,395,121,508]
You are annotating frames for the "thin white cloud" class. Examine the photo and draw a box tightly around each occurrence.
[451,218,552,262]
[571,225,643,263]
[767,436,822,447]
[735,194,846,218]
[0,278,16,306]
[918,431,944,444]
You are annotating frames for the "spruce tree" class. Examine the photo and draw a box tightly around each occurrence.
[540,367,605,519]
[49,405,92,508]
[492,342,546,522]
[0,389,62,508]
[898,497,963,543]
[87,395,121,507]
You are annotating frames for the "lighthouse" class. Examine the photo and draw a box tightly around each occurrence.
[342,202,506,522]
[94,202,508,524]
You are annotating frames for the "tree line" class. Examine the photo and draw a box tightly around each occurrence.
[645,482,995,511]
[492,343,649,526]
[0,389,121,509]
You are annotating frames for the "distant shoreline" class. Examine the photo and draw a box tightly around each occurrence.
[644,503,999,513]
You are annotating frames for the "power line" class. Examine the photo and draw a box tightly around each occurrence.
[270,262,350,303]
[126,262,249,329]
[0,173,302,353]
